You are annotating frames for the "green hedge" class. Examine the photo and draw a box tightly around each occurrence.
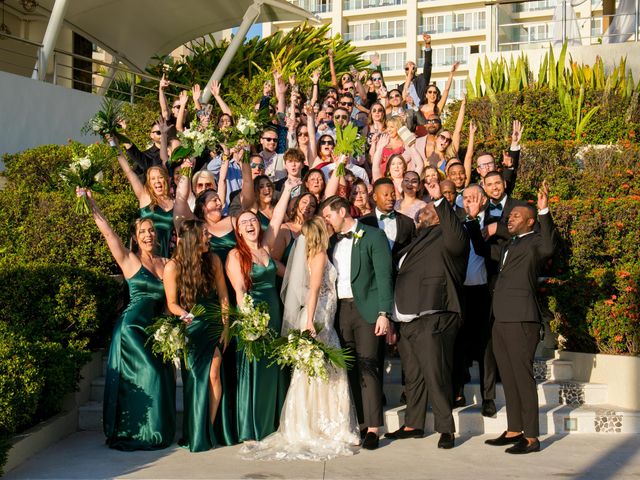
[0,264,121,474]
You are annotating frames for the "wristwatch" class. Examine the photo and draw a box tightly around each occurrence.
[378,311,391,319]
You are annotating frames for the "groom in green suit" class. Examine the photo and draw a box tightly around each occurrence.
[321,196,394,450]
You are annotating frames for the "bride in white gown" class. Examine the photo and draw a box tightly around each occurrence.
[241,217,360,461]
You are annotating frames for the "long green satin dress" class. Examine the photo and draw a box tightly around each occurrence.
[103,266,176,451]
[209,231,238,446]
[180,290,225,452]
[236,258,289,442]
[140,205,174,258]
[257,210,270,231]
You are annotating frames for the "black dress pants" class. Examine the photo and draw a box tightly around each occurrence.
[396,312,461,434]
[336,299,384,428]
[492,321,540,437]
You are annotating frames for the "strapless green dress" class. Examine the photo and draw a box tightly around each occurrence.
[179,290,227,452]
[208,231,238,446]
[140,205,174,258]
[236,258,289,442]
[257,210,270,231]
[103,266,176,451]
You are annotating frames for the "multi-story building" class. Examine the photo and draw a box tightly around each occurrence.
[264,0,639,101]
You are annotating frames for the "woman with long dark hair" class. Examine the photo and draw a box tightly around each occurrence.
[79,188,175,451]
[226,178,300,442]
[164,219,230,452]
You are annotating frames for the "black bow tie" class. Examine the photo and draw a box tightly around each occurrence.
[488,202,503,211]
[336,231,354,241]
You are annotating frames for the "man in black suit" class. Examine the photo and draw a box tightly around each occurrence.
[359,178,415,269]
[466,181,558,454]
[385,181,469,449]
[483,170,529,243]
[476,120,523,196]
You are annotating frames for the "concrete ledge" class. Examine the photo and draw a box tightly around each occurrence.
[556,351,640,410]
[4,351,103,474]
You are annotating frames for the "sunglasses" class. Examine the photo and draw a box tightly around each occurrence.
[425,119,441,124]
[151,130,161,135]
[427,90,438,94]
[438,134,452,143]
[371,108,384,113]
[389,94,401,99]
[340,101,354,106]
[262,137,278,143]
[334,114,349,120]
[478,162,495,169]
[250,162,265,169]
[297,131,309,137]
[320,140,335,146]
[372,76,382,81]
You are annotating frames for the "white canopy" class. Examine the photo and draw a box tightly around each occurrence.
[35,0,318,72]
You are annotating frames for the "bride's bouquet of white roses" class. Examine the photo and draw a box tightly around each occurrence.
[269,325,354,382]
[60,145,112,214]
[229,293,277,361]
[222,107,270,156]
[170,120,221,177]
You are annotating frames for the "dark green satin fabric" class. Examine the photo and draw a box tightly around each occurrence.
[209,230,239,446]
[180,291,228,452]
[257,210,270,231]
[139,205,174,258]
[103,266,176,451]
[236,258,289,442]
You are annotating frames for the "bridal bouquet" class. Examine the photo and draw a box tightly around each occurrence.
[230,293,277,361]
[269,325,354,382]
[147,314,189,369]
[60,146,111,214]
[82,97,130,144]
[333,123,365,177]
[222,107,270,155]
[170,121,221,176]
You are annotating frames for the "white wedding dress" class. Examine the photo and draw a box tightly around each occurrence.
[241,251,360,461]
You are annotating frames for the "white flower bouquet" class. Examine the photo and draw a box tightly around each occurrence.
[59,146,111,214]
[170,121,221,176]
[269,325,354,382]
[229,293,277,361]
[222,108,270,156]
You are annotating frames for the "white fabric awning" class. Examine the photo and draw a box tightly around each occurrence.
[35,0,318,72]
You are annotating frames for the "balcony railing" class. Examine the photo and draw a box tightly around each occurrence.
[287,0,333,14]
[344,28,406,41]
[343,0,406,10]
[419,20,486,35]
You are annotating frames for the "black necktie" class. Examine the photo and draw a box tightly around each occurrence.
[336,231,353,241]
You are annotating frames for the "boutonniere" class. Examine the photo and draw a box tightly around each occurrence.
[353,229,365,245]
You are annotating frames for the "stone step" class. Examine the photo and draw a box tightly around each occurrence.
[383,404,640,435]
[384,357,574,383]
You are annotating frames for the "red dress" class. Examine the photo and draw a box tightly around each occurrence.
[380,145,405,176]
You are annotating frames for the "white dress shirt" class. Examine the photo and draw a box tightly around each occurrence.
[333,222,358,299]
[375,208,397,251]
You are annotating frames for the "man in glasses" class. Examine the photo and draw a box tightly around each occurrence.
[122,121,165,178]
[395,33,433,108]
[259,126,286,181]
[476,120,523,195]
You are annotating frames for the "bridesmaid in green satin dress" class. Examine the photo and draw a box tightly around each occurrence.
[172,149,253,446]
[226,178,300,442]
[80,188,175,451]
[164,219,230,452]
[116,151,175,257]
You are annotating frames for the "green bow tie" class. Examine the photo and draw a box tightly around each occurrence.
[380,212,396,220]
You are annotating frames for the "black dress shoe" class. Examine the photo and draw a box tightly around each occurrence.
[385,426,424,439]
[437,433,455,449]
[505,438,540,454]
[360,428,367,440]
[362,432,379,450]
[453,395,466,408]
[481,399,497,417]
[485,431,524,446]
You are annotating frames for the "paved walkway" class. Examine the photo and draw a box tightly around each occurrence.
[5,432,640,480]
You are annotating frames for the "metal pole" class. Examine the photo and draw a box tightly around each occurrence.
[130,73,135,104]
[201,1,262,104]
[561,0,566,43]
[32,0,70,81]
[52,51,57,85]
[636,0,639,42]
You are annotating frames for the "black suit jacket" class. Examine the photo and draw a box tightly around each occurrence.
[395,48,432,104]
[395,200,469,316]
[502,148,520,196]
[477,213,557,324]
[484,195,529,242]
[359,211,415,268]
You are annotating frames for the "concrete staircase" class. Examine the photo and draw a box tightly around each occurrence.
[79,354,640,435]
[382,356,640,435]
